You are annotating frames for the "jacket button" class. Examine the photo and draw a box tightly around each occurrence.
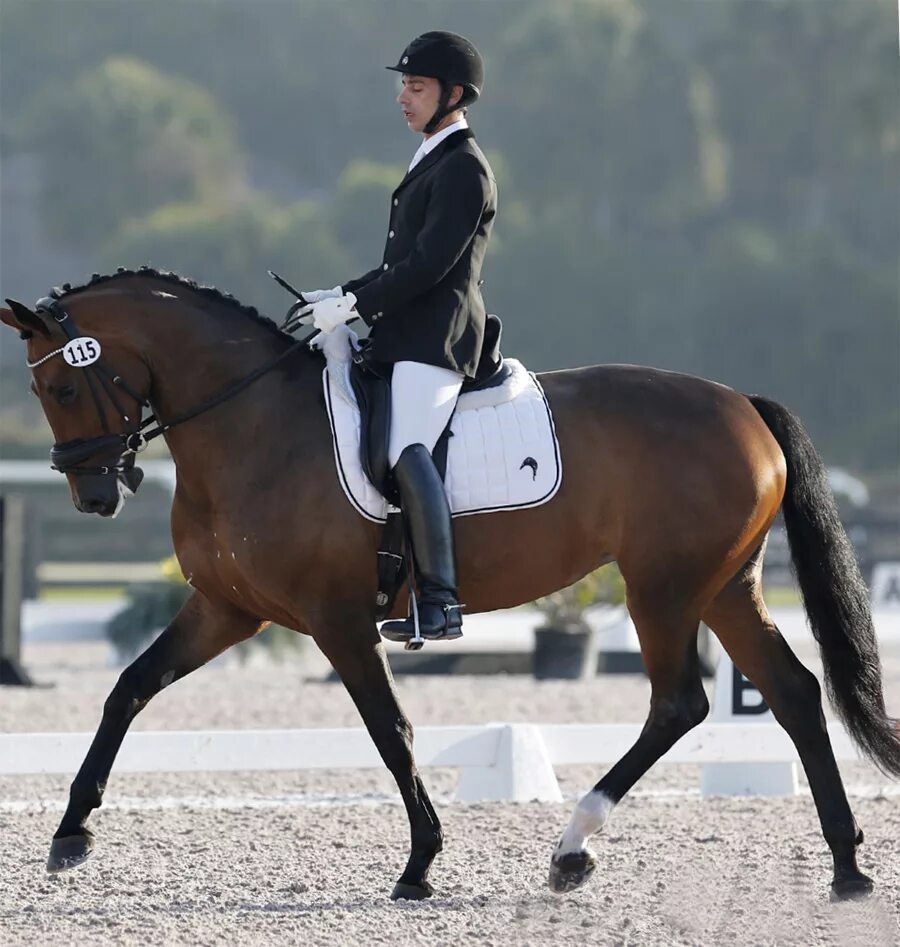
[374,312,383,320]
[388,230,395,238]
[393,198,399,206]
[382,263,389,270]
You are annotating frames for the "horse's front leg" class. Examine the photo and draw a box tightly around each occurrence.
[47,591,262,872]
[314,612,443,900]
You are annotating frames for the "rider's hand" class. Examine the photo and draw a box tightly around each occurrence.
[301,286,343,304]
[298,292,358,333]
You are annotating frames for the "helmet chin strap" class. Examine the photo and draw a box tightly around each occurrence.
[423,82,458,135]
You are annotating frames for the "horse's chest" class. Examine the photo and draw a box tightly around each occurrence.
[178,528,262,601]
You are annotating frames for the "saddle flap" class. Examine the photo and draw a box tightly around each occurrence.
[348,343,454,499]
[348,348,393,498]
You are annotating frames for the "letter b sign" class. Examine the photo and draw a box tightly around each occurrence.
[731,665,769,716]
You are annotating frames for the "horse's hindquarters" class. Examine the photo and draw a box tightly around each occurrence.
[453,365,786,616]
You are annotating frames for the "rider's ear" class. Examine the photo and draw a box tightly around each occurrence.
[2,299,51,339]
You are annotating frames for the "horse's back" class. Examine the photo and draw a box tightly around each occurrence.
[535,361,775,443]
[531,360,786,549]
[536,361,736,405]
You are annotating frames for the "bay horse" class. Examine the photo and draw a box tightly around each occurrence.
[2,268,897,903]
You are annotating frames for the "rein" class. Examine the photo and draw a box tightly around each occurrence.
[30,294,312,487]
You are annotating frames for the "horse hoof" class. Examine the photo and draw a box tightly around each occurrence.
[830,873,874,901]
[391,881,434,901]
[548,849,597,894]
[46,832,94,873]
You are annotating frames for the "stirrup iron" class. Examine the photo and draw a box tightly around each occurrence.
[404,587,425,652]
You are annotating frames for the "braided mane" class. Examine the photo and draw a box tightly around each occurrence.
[49,266,283,335]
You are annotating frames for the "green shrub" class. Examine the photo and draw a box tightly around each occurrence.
[105,556,303,662]
[105,580,191,658]
[532,563,626,633]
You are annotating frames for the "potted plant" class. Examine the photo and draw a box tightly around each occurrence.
[531,564,626,679]
[105,555,191,664]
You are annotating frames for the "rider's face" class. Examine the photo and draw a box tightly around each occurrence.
[397,74,461,134]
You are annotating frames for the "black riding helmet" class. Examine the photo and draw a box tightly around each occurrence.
[386,31,484,134]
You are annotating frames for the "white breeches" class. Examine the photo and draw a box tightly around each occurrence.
[388,360,464,468]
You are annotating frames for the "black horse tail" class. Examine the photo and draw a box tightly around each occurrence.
[747,394,900,778]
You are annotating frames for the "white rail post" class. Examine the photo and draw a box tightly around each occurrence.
[455,723,562,803]
[701,654,799,796]
[1,494,33,686]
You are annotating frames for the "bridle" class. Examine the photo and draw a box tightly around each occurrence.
[28,291,311,492]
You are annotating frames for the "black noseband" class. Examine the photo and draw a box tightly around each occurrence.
[50,434,127,472]
[50,434,146,493]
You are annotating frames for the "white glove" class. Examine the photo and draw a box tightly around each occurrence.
[301,285,343,304]
[299,292,358,334]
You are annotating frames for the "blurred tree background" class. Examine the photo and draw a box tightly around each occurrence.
[1,0,897,482]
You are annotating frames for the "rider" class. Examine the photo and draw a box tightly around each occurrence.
[300,31,497,641]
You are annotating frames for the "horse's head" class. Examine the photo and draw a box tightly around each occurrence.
[1,294,152,517]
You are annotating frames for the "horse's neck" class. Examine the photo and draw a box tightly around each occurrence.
[140,299,320,502]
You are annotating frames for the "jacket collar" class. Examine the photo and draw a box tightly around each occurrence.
[394,127,475,192]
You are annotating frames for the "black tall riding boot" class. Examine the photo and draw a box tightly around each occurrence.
[380,443,463,642]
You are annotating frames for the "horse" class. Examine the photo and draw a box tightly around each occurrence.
[2,268,897,903]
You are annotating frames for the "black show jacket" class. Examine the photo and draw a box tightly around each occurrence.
[342,128,497,378]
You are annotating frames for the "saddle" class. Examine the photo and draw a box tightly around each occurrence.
[348,313,508,618]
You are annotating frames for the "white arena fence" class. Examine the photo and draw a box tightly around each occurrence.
[0,721,859,802]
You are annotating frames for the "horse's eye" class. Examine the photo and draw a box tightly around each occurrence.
[55,384,77,405]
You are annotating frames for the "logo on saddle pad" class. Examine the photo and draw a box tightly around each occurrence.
[520,457,538,480]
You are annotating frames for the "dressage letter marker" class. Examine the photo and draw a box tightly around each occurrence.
[701,654,799,796]
[731,664,769,716]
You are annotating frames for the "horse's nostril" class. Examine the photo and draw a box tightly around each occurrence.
[81,498,107,514]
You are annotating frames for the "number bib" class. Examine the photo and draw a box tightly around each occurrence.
[63,337,102,367]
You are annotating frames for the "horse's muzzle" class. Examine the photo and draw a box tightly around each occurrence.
[71,465,143,517]
[77,494,120,517]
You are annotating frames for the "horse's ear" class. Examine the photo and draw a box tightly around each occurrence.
[2,299,51,338]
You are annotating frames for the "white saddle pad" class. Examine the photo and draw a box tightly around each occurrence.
[318,326,562,523]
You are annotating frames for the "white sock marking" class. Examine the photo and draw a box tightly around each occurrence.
[555,789,616,856]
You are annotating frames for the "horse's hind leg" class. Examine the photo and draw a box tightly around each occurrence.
[47,592,262,872]
[701,567,872,900]
[313,612,443,901]
[550,594,709,893]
